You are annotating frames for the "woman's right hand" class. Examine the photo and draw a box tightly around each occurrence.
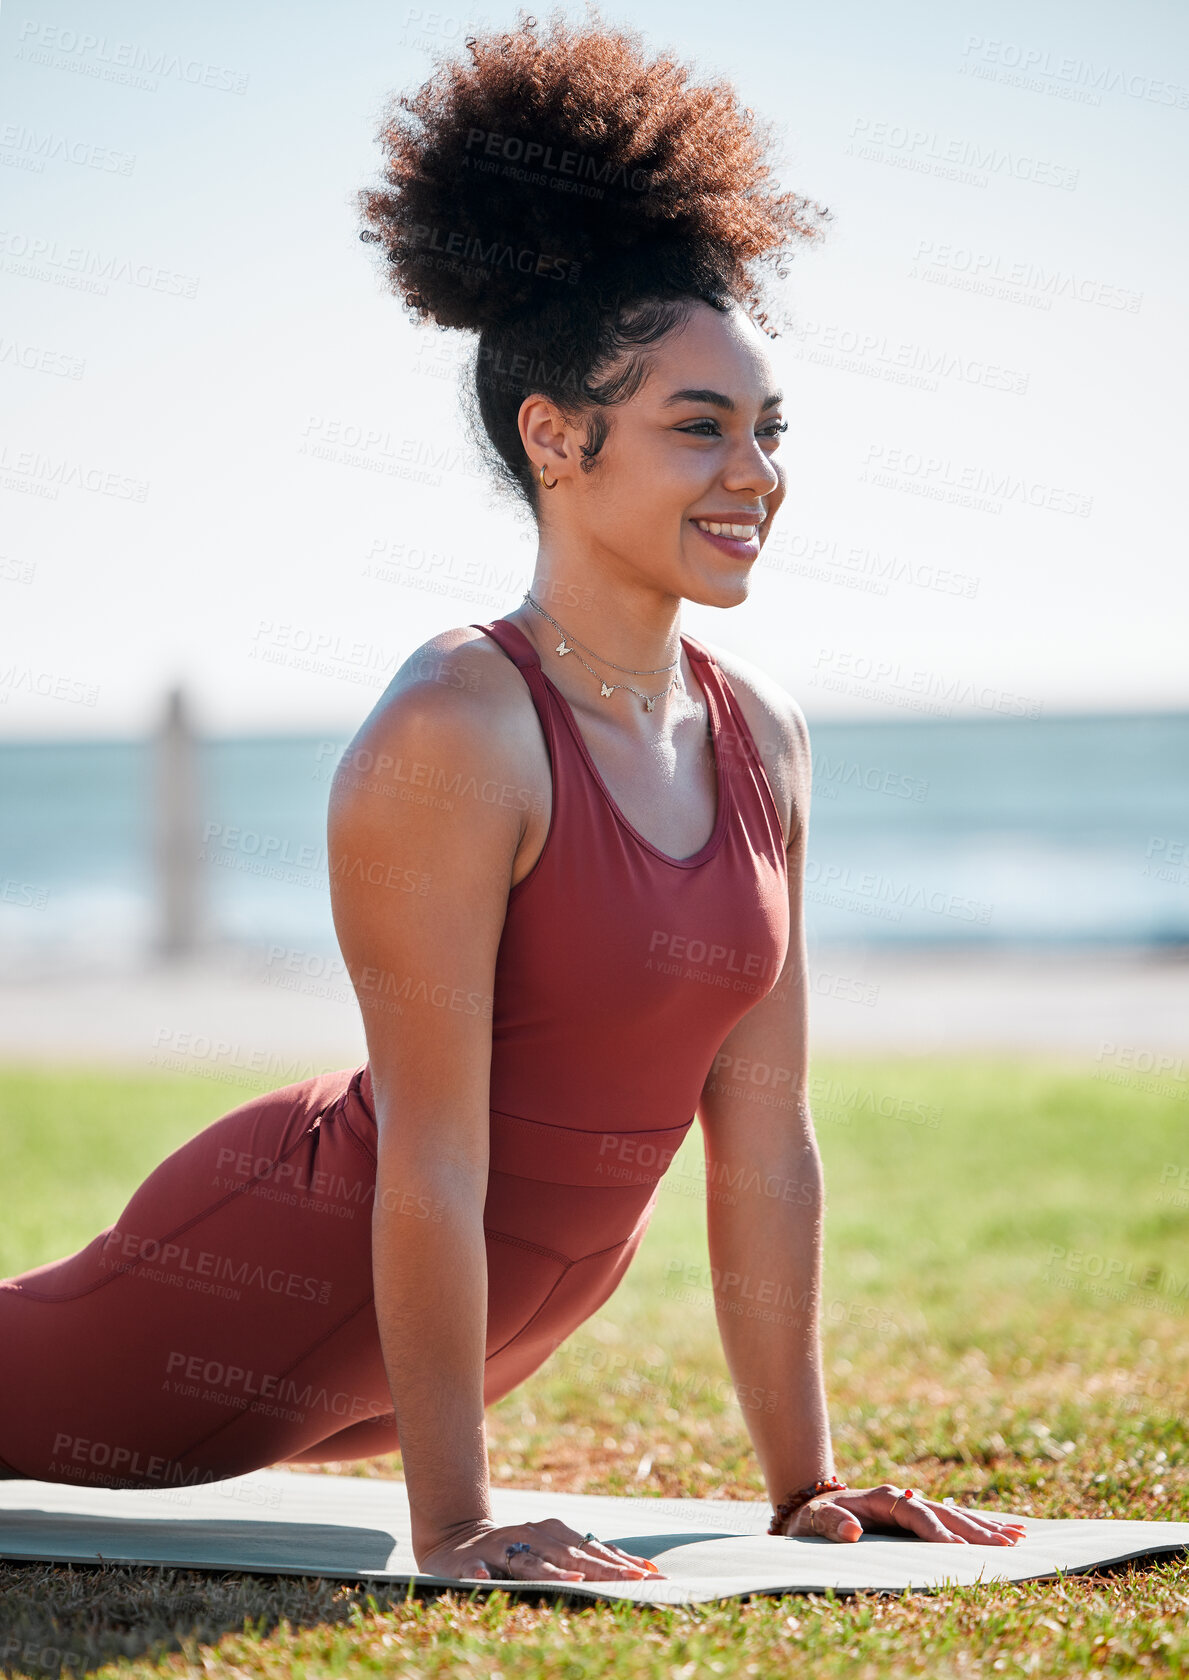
[418,1517,665,1582]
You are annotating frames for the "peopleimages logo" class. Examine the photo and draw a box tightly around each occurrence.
[47,1435,226,1484]
[406,221,582,285]
[0,123,136,174]
[0,440,149,500]
[804,860,993,925]
[808,648,1043,720]
[860,444,1092,517]
[163,1352,392,1420]
[848,116,1079,190]
[910,242,1143,313]
[97,1228,333,1304]
[960,36,1189,108]
[14,20,249,93]
[789,317,1029,396]
[0,227,199,297]
[462,126,654,192]
[645,930,783,995]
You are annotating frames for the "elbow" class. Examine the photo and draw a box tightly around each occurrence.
[373,1150,488,1232]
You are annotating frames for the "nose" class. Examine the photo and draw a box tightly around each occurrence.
[723,435,781,499]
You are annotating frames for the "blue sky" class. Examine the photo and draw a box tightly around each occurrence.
[2,0,1186,735]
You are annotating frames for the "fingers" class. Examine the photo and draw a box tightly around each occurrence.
[503,1547,585,1581]
[816,1501,864,1544]
[428,1519,659,1583]
[896,1494,1026,1547]
[932,1503,1028,1547]
[789,1498,863,1543]
[784,1488,1029,1549]
[528,1519,661,1579]
[498,1545,646,1583]
[581,1536,662,1575]
[522,1543,654,1581]
[899,1498,971,1543]
[537,1518,652,1566]
[477,1522,663,1583]
[868,1488,971,1544]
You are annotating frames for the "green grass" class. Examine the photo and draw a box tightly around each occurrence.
[0,1056,1185,1678]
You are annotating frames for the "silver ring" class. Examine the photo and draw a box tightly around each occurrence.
[584,1532,598,1543]
[505,1540,533,1561]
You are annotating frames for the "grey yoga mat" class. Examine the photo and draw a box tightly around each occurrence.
[0,1470,1185,1605]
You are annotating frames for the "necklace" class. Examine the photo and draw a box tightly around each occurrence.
[522,592,683,714]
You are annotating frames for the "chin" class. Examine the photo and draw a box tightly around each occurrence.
[682,572,751,610]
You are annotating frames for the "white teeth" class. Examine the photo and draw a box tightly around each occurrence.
[695,520,758,539]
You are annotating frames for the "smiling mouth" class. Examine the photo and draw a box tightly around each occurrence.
[692,518,761,539]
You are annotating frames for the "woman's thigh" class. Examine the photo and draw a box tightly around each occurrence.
[0,1066,394,1488]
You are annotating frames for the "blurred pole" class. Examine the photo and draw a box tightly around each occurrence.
[153,685,204,961]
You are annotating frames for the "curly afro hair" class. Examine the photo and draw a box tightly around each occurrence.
[359,7,828,510]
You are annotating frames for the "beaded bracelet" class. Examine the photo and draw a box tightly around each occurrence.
[768,1475,849,1535]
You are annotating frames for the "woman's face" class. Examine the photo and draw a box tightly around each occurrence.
[523,298,787,609]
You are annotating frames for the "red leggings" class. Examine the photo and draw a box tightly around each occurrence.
[0,1067,402,1490]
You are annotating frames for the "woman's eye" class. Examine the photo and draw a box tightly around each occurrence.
[677,418,788,438]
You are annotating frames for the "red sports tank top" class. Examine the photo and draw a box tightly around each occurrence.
[360,617,789,1403]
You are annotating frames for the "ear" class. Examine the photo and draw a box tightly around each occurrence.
[518,394,571,484]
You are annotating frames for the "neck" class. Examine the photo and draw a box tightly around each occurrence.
[515,562,684,676]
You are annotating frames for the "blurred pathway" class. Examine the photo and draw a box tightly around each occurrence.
[0,945,1185,1069]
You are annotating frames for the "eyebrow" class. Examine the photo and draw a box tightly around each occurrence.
[660,387,784,412]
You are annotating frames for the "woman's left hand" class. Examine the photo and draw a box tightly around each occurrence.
[780,1482,1028,1545]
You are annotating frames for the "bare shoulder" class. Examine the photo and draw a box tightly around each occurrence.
[328,622,548,828]
[343,622,536,760]
[325,624,545,1075]
[694,634,811,846]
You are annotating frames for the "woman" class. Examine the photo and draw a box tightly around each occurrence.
[0,14,1027,1582]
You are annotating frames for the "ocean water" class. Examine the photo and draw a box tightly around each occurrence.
[1,714,1187,975]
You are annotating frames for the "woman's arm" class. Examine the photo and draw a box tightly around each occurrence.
[327,633,523,1563]
[328,633,668,1584]
[695,693,836,1505]
[697,673,1028,1548]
